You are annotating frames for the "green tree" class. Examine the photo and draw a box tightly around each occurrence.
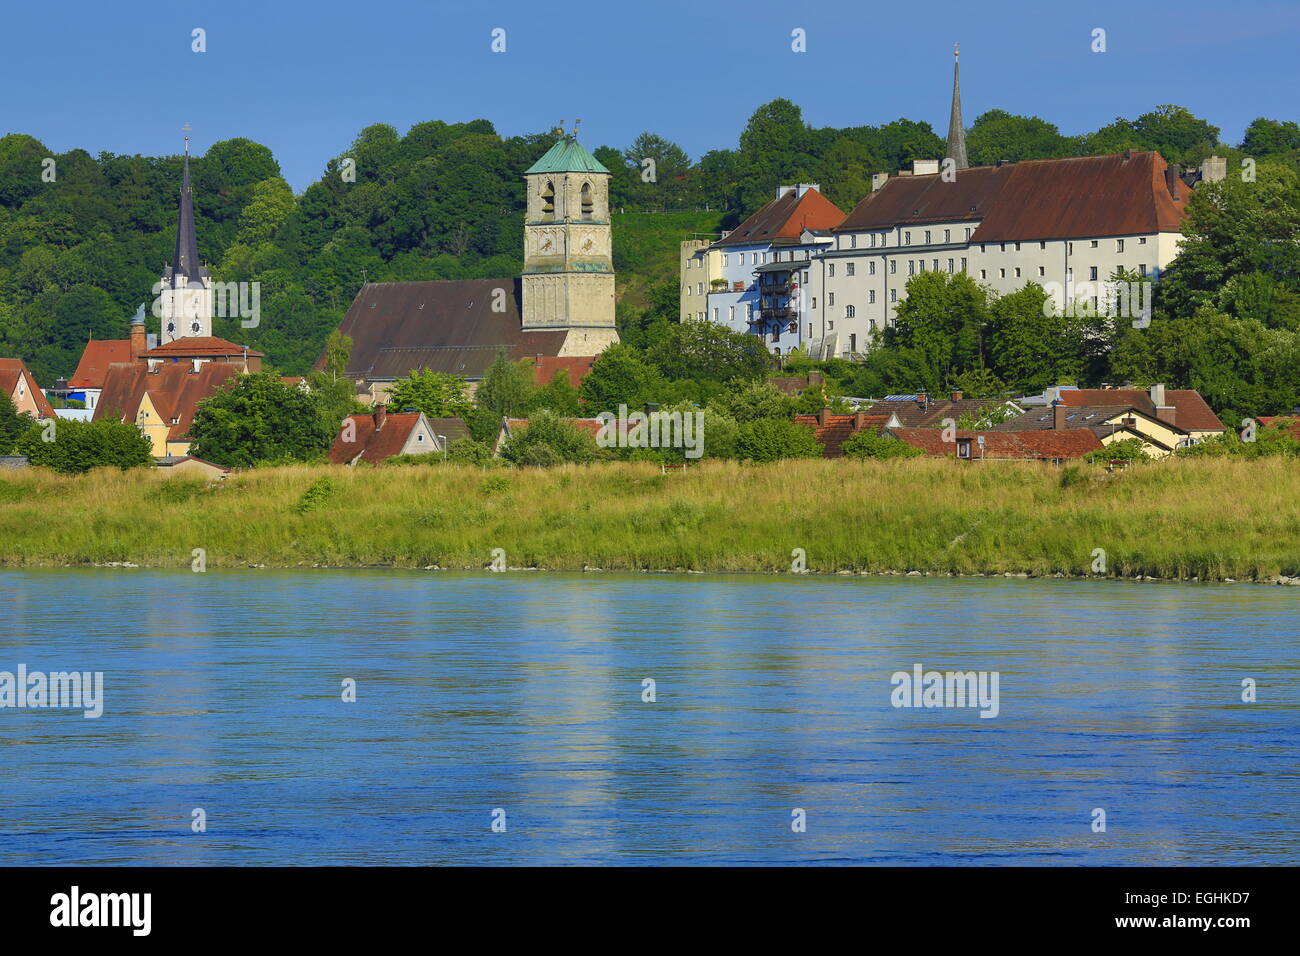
[578,344,665,412]
[734,417,823,462]
[476,352,538,418]
[188,372,334,467]
[15,417,153,474]
[0,391,28,453]
[841,430,924,460]
[385,368,472,418]
[499,409,599,465]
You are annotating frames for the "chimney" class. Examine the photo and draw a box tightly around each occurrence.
[854,412,866,430]
[1149,383,1165,408]
[1165,164,1182,200]
[950,390,963,402]
[1199,155,1227,184]
[1053,400,1067,431]
[912,159,940,176]
[818,407,831,427]
[916,392,929,411]
[373,403,387,430]
[129,317,147,361]
[808,370,823,386]
[871,172,889,192]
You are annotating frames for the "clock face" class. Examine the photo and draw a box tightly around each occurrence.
[190,321,202,334]
[166,322,175,334]
[580,232,596,253]
[538,233,554,253]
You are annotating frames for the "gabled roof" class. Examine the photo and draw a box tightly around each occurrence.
[69,340,132,389]
[93,361,241,440]
[1258,416,1300,439]
[1057,388,1223,431]
[328,411,462,465]
[713,187,845,248]
[793,412,889,457]
[889,427,1102,459]
[145,337,264,359]
[863,396,1018,428]
[325,279,568,382]
[525,137,609,175]
[836,151,1189,241]
[0,358,55,418]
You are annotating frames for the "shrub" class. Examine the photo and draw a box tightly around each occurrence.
[293,476,336,514]
[1084,437,1149,465]
[841,430,924,460]
[15,417,154,474]
[500,410,599,465]
[735,418,823,462]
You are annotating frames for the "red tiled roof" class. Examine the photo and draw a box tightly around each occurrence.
[713,187,845,247]
[329,411,420,465]
[1058,389,1223,431]
[93,361,242,440]
[145,337,264,358]
[863,396,1015,428]
[0,358,55,418]
[836,152,1189,242]
[1257,416,1300,439]
[793,412,888,457]
[890,427,1102,460]
[69,340,132,389]
[970,151,1189,242]
[529,355,597,388]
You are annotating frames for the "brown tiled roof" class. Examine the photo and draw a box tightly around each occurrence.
[837,165,1011,231]
[93,361,242,440]
[1258,416,1300,438]
[0,358,55,418]
[324,280,568,382]
[971,151,1189,241]
[890,427,1102,459]
[145,337,264,358]
[836,152,1189,241]
[1057,388,1223,431]
[330,411,428,465]
[713,188,845,248]
[793,412,888,457]
[69,340,132,389]
[863,397,1014,428]
[529,355,597,388]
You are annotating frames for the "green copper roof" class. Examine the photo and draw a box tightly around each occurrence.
[525,137,609,175]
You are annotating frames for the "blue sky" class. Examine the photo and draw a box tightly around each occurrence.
[2,0,1297,192]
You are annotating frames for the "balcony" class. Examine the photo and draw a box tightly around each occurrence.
[758,282,790,295]
[759,307,798,321]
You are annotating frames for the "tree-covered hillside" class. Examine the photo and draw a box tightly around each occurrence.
[1,101,1296,385]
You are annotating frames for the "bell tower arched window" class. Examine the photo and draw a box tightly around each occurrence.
[580,181,594,220]
[541,180,556,221]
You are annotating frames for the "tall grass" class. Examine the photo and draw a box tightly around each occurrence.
[1,458,1297,581]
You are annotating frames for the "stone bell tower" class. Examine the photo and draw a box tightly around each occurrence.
[158,138,213,343]
[521,124,619,356]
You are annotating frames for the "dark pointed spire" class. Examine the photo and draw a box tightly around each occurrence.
[945,44,968,170]
[171,145,203,285]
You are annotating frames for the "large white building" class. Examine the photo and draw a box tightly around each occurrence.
[681,183,844,357]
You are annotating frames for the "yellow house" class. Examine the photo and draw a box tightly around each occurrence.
[679,238,723,323]
[93,360,243,458]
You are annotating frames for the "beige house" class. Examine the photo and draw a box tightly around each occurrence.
[0,358,55,419]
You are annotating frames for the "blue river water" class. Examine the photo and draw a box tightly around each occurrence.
[0,569,1296,865]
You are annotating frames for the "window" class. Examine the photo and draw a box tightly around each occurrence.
[869,290,876,304]
[924,230,932,244]
[905,231,912,245]
[880,234,887,247]
[685,285,691,296]
[870,234,877,247]
[723,254,730,267]
[829,263,836,277]
[1014,242,1021,251]
[965,228,972,241]
[1090,240,1099,249]
[999,268,1006,278]
[890,289,897,302]
[1000,243,1006,252]
[845,304,855,318]
[1116,239,1125,252]
[1014,267,1021,278]
[908,261,916,275]
[808,324,813,337]
[828,320,834,330]
[1089,266,1098,280]
[961,257,967,272]
[868,260,876,276]
[957,439,972,459]
[851,235,857,248]
[933,259,939,272]
[1139,237,1148,245]
[828,292,835,306]
[541,180,556,220]
[980,243,986,253]
[919,261,926,272]
[728,305,734,322]
[849,333,857,352]
[811,297,817,308]
[889,260,897,275]
[580,182,593,219]
[712,308,718,321]
[1038,266,1045,277]
[948,259,955,274]
[846,262,855,277]
[697,282,703,295]
[1138,263,1146,275]
[944,229,951,243]
[870,319,877,331]
[980,269,987,279]
[1068,242,1074,254]
[1039,241,1046,250]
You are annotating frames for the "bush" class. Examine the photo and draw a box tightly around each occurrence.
[735,418,823,462]
[293,476,336,514]
[500,410,599,465]
[15,417,154,474]
[841,430,924,460]
[1084,437,1150,465]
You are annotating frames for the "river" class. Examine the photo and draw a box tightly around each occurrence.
[0,570,1295,865]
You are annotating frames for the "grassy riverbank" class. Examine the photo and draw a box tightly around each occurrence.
[1,458,1298,581]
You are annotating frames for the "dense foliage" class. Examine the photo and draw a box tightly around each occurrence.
[14,417,153,474]
[187,372,334,467]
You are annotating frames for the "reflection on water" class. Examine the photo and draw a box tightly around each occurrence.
[0,569,1296,865]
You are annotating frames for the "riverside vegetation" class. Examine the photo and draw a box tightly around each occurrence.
[1,457,1298,582]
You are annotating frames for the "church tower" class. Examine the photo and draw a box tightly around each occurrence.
[521,127,619,356]
[159,140,212,343]
[945,45,969,170]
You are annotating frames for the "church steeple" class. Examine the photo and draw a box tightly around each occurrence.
[945,44,968,170]
[171,141,203,284]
